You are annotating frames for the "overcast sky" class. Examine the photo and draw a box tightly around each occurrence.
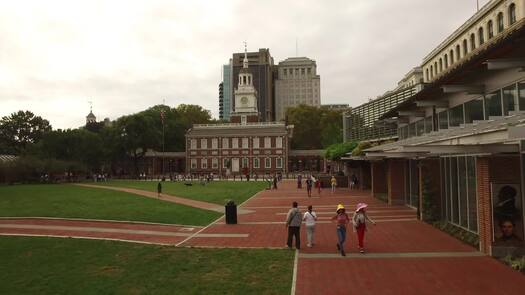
[0,0,490,129]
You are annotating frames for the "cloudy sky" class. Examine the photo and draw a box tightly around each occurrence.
[0,0,490,129]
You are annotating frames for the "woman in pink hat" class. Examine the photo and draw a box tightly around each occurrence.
[352,203,376,253]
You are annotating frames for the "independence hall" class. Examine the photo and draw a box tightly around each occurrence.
[347,0,525,256]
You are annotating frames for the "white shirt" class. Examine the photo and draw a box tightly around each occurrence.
[303,211,317,226]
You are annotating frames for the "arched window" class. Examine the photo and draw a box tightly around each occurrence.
[470,33,476,51]
[450,49,454,64]
[456,44,461,60]
[439,58,443,72]
[430,65,434,79]
[497,12,504,32]
[478,27,484,45]
[488,20,494,39]
[444,54,448,68]
[509,3,516,25]
[434,62,438,75]
[425,68,429,81]
[463,39,468,56]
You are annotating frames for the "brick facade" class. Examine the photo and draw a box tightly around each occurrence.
[371,161,387,199]
[186,123,291,176]
[476,157,492,254]
[387,159,406,205]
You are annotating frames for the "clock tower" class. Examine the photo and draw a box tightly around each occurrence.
[231,42,259,124]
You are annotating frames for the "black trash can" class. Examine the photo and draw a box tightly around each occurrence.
[225,200,237,224]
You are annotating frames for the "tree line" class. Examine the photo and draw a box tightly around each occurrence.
[0,105,214,182]
[0,104,346,183]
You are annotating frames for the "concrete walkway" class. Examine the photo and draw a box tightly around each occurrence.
[75,183,228,213]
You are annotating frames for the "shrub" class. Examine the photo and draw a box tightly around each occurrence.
[502,255,525,273]
[432,221,479,248]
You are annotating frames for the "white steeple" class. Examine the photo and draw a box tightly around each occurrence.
[232,42,258,122]
[243,41,249,69]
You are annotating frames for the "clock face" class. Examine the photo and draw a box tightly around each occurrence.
[241,97,248,105]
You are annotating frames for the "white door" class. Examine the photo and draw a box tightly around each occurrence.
[232,158,240,172]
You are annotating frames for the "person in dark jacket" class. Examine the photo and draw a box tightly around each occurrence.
[285,201,302,250]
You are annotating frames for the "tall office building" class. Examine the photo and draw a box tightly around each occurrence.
[274,57,321,121]
[218,82,224,120]
[231,48,275,122]
[221,64,232,121]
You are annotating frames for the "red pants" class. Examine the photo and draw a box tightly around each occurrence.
[356,225,366,248]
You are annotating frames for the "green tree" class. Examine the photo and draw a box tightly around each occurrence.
[0,111,52,154]
[324,141,359,161]
[286,105,343,149]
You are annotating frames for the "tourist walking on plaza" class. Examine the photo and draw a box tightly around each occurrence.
[353,202,376,254]
[297,174,302,189]
[306,176,313,197]
[350,174,358,190]
[285,201,302,250]
[331,175,337,194]
[332,204,350,256]
[315,176,322,195]
[303,205,317,247]
[273,175,278,189]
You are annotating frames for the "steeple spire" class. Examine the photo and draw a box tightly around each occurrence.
[243,41,248,69]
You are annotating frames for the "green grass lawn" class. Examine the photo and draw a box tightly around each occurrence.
[0,184,221,226]
[0,236,294,295]
[99,180,268,205]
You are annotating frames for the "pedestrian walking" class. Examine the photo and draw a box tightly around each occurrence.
[352,202,376,254]
[157,182,162,198]
[332,204,350,256]
[285,201,302,250]
[306,176,313,197]
[350,174,358,190]
[331,175,337,194]
[273,175,278,189]
[315,177,322,195]
[297,174,303,189]
[303,205,317,247]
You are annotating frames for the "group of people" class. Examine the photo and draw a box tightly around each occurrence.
[285,201,376,255]
[297,175,341,197]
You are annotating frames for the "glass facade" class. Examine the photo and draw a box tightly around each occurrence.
[503,84,518,115]
[520,82,525,111]
[222,64,232,120]
[449,104,464,127]
[396,81,525,140]
[464,99,484,123]
[424,116,433,133]
[440,156,478,232]
[438,111,448,130]
[485,90,502,118]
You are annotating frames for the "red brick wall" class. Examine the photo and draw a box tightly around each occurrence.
[371,161,387,198]
[388,159,406,205]
[476,157,492,254]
